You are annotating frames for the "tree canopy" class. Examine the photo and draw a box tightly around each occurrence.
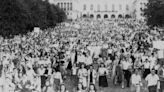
[144,0,164,27]
[0,0,66,38]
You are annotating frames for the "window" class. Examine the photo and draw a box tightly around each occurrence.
[97,4,100,11]
[67,3,69,10]
[119,4,122,10]
[83,4,86,11]
[112,4,115,11]
[126,5,129,11]
[105,4,108,11]
[140,8,143,11]
[90,4,93,10]
[70,3,72,10]
[64,3,66,10]
[61,3,63,9]
[57,3,60,7]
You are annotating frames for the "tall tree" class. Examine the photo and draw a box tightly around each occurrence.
[144,0,164,27]
[0,0,66,38]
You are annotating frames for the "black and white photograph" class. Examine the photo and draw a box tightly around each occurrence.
[0,0,164,92]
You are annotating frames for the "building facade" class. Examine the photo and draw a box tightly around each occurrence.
[49,0,148,20]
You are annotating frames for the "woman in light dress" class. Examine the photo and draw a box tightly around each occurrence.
[53,68,63,92]
[77,64,88,88]
[112,56,119,82]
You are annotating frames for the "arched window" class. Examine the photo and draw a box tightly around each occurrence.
[57,3,60,7]
[97,14,101,18]
[118,14,123,18]
[70,3,72,10]
[126,4,129,11]
[119,4,122,10]
[90,14,94,18]
[112,4,115,11]
[97,4,100,11]
[90,4,94,10]
[61,3,63,9]
[105,4,108,11]
[67,3,69,10]
[125,14,131,18]
[111,14,115,18]
[104,14,108,18]
[83,4,87,11]
[64,2,66,10]
[83,14,87,18]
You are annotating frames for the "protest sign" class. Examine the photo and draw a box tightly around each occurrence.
[153,41,164,49]
[34,27,40,33]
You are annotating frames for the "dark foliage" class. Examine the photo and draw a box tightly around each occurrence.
[0,0,66,38]
[144,0,164,27]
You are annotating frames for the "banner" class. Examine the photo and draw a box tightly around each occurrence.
[34,27,40,33]
[153,41,164,50]
[158,50,164,58]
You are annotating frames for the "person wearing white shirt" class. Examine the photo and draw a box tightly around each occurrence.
[131,69,142,92]
[98,63,108,88]
[143,59,151,79]
[122,58,132,88]
[145,69,160,92]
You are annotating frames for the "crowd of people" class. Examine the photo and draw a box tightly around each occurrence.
[0,18,164,92]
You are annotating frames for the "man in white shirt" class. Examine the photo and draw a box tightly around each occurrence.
[131,69,142,92]
[145,69,160,92]
[122,58,132,88]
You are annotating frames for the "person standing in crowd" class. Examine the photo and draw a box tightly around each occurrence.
[76,83,85,92]
[121,57,132,88]
[0,62,4,92]
[149,53,157,70]
[158,64,164,92]
[145,69,160,92]
[58,84,69,92]
[131,69,142,92]
[114,62,123,86]
[143,59,151,79]
[87,65,97,87]
[112,56,119,83]
[98,63,108,89]
[88,84,97,92]
[38,64,46,92]
[77,64,88,89]
[52,68,63,92]
[72,64,78,87]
